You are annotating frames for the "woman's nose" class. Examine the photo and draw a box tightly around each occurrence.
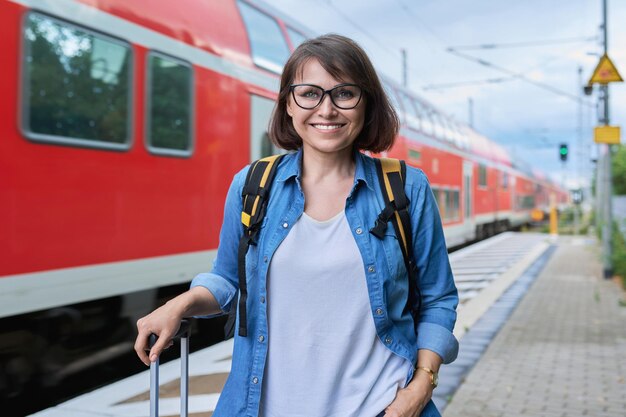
[317,93,338,116]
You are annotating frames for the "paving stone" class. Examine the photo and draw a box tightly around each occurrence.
[443,236,626,417]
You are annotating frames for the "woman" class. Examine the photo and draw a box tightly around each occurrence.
[135,34,458,417]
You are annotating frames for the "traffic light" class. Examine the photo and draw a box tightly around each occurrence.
[559,143,569,162]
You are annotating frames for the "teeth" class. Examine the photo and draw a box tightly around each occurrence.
[313,124,342,130]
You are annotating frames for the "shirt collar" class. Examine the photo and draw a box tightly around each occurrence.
[354,150,375,192]
[275,148,375,192]
[275,149,301,183]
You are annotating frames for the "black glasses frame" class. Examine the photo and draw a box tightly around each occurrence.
[289,83,363,110]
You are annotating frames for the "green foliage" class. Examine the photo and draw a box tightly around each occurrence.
[26,14,130,143]
[556,206,585,235]
[148,56,191,150]
[612,221,626,289]
[613,145,626,195]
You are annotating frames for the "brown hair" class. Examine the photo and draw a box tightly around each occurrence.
[268,34,399,153]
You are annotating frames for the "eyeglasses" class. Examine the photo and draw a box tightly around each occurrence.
[289,83,363,110]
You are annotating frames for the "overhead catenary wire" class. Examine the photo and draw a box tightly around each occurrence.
[422,76,517,91]
[323,0,402,63]
[450,36,598,51]
[423,46,583,92]
[444,47,595,107]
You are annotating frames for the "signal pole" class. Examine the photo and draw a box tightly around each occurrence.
[600,0,613,278]
[575,66,582,235]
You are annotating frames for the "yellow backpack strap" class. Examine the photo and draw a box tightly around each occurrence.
[231,154,284,338]
[370,157,421,322]
[370,158,411,257]
[241,154,283,230]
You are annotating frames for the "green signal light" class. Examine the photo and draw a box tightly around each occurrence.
[559,144,568,161]
[560,147,568,155]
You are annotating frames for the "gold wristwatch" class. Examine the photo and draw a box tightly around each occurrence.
[416,366,439,388]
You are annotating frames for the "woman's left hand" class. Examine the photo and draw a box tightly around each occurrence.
[381,372,433,417]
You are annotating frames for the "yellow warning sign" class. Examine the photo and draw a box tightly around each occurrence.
[594,126,621,144]
[589,54,623,84]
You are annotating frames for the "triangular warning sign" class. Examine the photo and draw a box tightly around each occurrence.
[589,54,623,84]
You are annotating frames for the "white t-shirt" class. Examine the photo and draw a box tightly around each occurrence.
[259,211,411,417]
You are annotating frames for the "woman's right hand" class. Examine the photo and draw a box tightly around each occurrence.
[134,300,184,366]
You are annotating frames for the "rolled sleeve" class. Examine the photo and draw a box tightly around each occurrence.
[408,167,460,364]
[417,322,459,364]
[189,169,247,318]
[190,272,237,317]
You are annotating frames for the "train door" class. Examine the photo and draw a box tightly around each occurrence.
[250,94,280,161]
[463,161,475,240]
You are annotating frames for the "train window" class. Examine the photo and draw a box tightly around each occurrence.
[478,164,488,187]
[431,188,441,211]
[408,148,422,163]
[501,172,509,189]
[444,190,460,221]
[517,195,535,210]
[22,12,131,149]
[238,1,290,74]
[146,52,193,156]
[286,27,307,49]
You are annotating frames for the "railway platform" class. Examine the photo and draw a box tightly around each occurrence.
[442,235,626,417]
[29,232,625,417]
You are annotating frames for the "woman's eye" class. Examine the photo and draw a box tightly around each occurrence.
[303,90,320,98]
[296,87,321,99]
[335,89,354,100]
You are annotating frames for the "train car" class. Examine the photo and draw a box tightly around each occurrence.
[0,0,567,401]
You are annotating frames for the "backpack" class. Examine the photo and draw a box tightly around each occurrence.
[224,155,420,339]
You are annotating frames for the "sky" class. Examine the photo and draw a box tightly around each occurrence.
[260,0,626,189]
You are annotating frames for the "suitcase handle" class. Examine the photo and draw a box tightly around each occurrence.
[148,319,191,349]
[148,319,191,417]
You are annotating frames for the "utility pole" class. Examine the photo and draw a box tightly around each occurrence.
[468,97,474,128]
[600,0,613,278]
[575,66,583,235]
[401,49,407,88]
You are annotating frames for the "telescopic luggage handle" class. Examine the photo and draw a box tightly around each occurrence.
[148,319,191,417]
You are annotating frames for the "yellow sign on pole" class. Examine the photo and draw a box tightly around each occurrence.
[588,54,623,84]
[594,126,621,144]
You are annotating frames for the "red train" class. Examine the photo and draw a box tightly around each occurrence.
[0,0,567,398]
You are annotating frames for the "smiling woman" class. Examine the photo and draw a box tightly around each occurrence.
[270,34,398,153]
[136,34,459,417]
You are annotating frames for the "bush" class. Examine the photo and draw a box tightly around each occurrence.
[612,221,626,289]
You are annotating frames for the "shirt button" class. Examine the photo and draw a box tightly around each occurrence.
[252,377,259,384]
[263,256,268,263]
[368,266,376,273]
[376,308,384,315]
[356,227,363,235]
[385,337,392,345]
[260,296,265,303]
[282,222,289,228]
[258,335,265,342]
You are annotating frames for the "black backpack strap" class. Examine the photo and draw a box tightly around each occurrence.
[227,154,284,339]
[370,158,421,322]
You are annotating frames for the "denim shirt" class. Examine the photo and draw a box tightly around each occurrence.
[191,149,459,417]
